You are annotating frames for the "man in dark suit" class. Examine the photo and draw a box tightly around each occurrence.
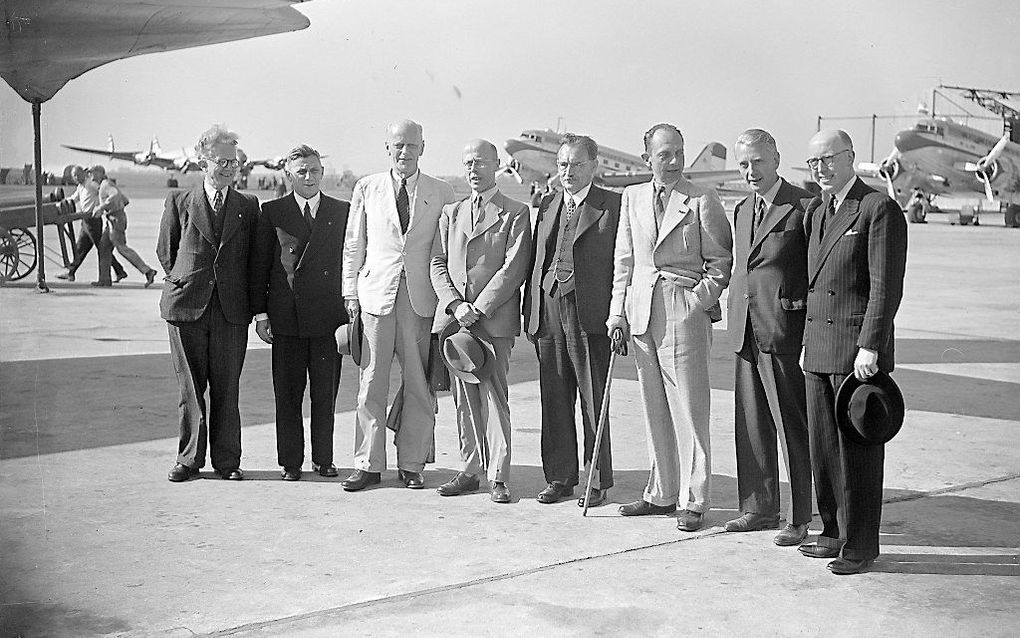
[157,125,260,482]
[725,129,814,546]
[251,145,350,481]
[523,134,621,507]
[798,129,907,574]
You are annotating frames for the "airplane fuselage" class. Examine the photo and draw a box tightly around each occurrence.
[505,129,646,184]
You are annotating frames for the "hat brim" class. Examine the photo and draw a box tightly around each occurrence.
[338,313,363,367]
[438,320,496,384]
[834,371,905,446]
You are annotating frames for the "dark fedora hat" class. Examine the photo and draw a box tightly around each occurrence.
[834,371,905,446]
[438,320,495,384]
[337,312,364,366]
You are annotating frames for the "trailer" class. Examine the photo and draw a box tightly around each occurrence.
[0,189,88,283]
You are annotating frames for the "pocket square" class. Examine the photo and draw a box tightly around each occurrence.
[843,229,860,236]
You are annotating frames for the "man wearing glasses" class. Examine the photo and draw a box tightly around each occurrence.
[523,134,621,507]
[341,120,457,491]
[158,125,261,482]
[798,130,907,574]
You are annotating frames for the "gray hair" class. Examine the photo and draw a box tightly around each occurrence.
[560,134,599,161]
[735,128,778,153]
[195,125,239,159]
[643,123,684,152]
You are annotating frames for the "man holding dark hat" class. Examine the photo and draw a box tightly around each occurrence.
[430,139,532,503]
[800,129,907,575]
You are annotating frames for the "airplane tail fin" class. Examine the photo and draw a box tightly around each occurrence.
[150,136,162,155]
[688,142,727,171]
[107,134,115,153]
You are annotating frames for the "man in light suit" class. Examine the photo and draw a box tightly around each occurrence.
[725,129,814,546]
[158,125,260,482]
[798,130,907,574]
[342,120,457,491]
[431,139,532,504]
[608,124,732,530]
[251,144,350,481]
[523,134,621,507]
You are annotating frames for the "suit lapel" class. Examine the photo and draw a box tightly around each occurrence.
[809,186,863,282]
[406,175,428,233]
[468,191,504,240]
[538,190,563,253]
[297,196,338,271]
[573,186,606,242]
[655,186,692,249]
[454,198,475,241]
[735,194,754,256]
[219,187,242,247]
[633,182,657,241]
[378,177,400,232]
[188,186,216,247]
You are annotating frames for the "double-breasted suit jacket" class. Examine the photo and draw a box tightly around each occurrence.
[802,176,907,562]
[728,178,814,525]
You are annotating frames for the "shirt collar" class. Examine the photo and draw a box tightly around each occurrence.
[293,191,321,216]
[757,178,783,208]
[472,184,498,206]
[204,181,227,207]
[831,176,859,211]
[563,182,592,208]
[391,169,419,191]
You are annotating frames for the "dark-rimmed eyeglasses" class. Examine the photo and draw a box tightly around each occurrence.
[805,149,851,169]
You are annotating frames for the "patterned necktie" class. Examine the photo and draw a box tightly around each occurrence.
[753,197,767,233]
[472,194,482,228]
[564,195,577,224]
[213,189,223,214]
[653,185,667,231]
[396,178,410,234]
[304,201,313,228]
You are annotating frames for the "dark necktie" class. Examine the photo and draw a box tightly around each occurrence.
[304,201,313,228]
[820,196,836,239]
[472,194,483,228]
[213,189,223,214]
[654,185,667,232]
[397,178,410,234]
[564,195,577,224]
[753,197,767,233]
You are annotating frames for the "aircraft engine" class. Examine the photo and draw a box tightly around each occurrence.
[874,148,901,198]
[134,151,152,165]
[172,157,191,172]
[965,134,1010,202]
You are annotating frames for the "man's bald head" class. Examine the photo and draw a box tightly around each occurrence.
[462,139,500,193]
[386,119,425,178]
[807,129,856,194]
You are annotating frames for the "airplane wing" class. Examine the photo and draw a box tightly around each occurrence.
[61,143,141,163]
[599,169,742,189]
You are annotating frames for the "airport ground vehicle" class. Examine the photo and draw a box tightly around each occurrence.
[0,190,85,282]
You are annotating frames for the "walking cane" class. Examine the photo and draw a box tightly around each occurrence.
[582,328,627,516]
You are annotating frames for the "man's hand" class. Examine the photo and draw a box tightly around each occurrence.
[345,299,360,318]
[606,315,629,345]
[453,301,481,327]
[854,347,879,381]
[255,318,273,344]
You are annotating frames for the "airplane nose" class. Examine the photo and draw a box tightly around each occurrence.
[894,130,931,153]
[504,139,528,155]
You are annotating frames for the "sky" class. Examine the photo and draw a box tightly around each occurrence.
[2,0,1019,178]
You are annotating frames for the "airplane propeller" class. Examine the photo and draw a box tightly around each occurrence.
[498,159,523,184]
[963,134,1010,203]
[859,148,901,199]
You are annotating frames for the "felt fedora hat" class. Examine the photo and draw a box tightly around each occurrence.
[438,320,495,384]
[337,312,364,366]
[834,371,905,446]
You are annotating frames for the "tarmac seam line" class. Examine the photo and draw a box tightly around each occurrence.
[201,528,727,636]
[882,471,1020,504]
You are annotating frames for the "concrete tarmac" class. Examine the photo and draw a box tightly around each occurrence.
[1,192,1018,637]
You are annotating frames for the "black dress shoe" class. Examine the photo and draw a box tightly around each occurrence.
[537,482,574,504]
[828,557,874,575]
[144,269,157,288]
[313,463,338,477]
[577,488,607,508]
[218,468,244,480]
[341,470,381,491]
[90,280,113,287]
[677,509,704,532]
[437,472,479,496]
[281,467,302,481]
[490,481,511,503]
[114,272,128,283]
[618,499,676,516]
[725,512,780,532]
[398,469,425,489]
[774,523,809,546]
[799,542,841,559]
[167,463,199,482]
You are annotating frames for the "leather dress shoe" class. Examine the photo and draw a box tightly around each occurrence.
[218,468,244,480]
[725,512,780,532]
[437,472,479,496]
[313,463,339,477]
[90,280,113,287]
[577,488,607,508]
[55,269,75,282]
[677,509,704,532]
[828,557,874,575]
[537,482,574,504]
[398,469,425,489]
[114,272,128,283]
[341,470,381,491]
[167,463,199,482]
[799,543,841,559]
[490,481,511,503]
[144,269,157,288]
[281,467,302,481]
[618,499,676,516]
[774,523,810,546]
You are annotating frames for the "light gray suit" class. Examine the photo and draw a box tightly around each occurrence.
[609,178,732,511]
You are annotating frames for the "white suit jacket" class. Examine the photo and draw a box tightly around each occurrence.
[609,178,733,336]
[342,171,456,316]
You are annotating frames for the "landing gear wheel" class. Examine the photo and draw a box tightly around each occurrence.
[0,226,37,282]
[959,205,975,226]
[1005,204,1020,228]
[906,202,926,223]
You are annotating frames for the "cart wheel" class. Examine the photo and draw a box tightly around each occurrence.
[0,227,37,282]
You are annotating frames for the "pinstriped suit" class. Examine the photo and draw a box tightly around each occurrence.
[802,177,907,560]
